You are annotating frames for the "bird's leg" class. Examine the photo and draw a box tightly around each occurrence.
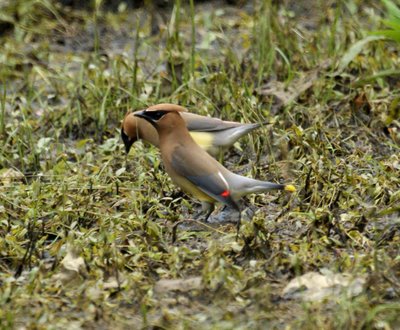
[202,202,215,222]
[172,202,214,243]
[192,202,215,222]
[193,208,204,219]
[234,203,241,240]
[236,210,241,239]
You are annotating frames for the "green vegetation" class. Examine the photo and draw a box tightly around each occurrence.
[372,0,400,42]
[1,0,399,328]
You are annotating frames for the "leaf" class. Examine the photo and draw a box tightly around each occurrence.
[382,0,400,20]
[99,137,119,153]
[371,30,400,42]
[381,19,400,31]
[76,138,92,149]
[338,36,384,72]
[52,246,87,284]
[115,167,126,177]
[257,60,331,109]
[353,69,400,86]
[0,168,24,184]
[36,137,53,154]
[282,269,366,301]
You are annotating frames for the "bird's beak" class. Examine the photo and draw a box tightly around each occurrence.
[134,110,158,128]
[121,128,134,154]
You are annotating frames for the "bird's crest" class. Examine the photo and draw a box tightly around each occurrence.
[146,103,187,113]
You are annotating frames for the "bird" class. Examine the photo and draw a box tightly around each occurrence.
[121,103,267,158]
[133,106,296,233]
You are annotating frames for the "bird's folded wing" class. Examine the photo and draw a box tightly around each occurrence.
[182,113,242,132]
[171,148,234,205]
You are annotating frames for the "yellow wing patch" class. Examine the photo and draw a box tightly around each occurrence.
[189,132,214,150]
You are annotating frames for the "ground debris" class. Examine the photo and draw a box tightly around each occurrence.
[52,246,87,284]
[154,276,202,293]
[257,60,331,111]
[282,269,366,301]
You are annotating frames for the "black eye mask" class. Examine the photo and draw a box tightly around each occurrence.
[150,111,167,121]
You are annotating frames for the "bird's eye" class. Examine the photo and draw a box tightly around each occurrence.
[153,111,166,120]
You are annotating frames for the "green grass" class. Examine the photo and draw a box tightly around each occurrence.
[1,0,400,328]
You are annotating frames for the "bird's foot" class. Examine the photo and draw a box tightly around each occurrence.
[207,206,254,224]
[193,212,208,223]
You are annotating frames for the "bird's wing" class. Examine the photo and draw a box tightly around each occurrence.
[170,146,236,206]
[181,113,243,132]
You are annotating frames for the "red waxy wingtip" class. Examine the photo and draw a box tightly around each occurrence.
[220,190,230,197]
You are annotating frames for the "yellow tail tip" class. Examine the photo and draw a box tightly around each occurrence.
[284,184,296,192]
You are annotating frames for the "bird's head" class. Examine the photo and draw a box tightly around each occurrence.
[134,103,187,130]
[121,111,140,154]
[121,104,187,154]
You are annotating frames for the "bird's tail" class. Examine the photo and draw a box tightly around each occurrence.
[230,121,268,140]
[227,172,295,198]
[213,121,268,149]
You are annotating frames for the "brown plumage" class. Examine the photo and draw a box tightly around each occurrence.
[134,107,295,232]
[121,103,266,157]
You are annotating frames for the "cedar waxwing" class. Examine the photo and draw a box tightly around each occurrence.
[121,103,266,157]
[134,107,295,231]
